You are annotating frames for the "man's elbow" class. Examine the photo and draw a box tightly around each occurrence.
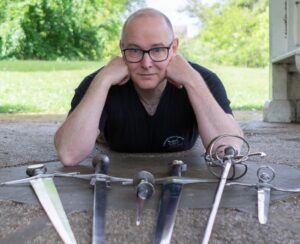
[57,151,81,167]
[54,136,81,166]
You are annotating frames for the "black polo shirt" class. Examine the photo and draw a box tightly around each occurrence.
[70,62,232,152]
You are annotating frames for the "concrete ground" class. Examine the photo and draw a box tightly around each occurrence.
[1,110,300,244]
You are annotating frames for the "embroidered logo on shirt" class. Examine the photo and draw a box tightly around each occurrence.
[163,136,185,150]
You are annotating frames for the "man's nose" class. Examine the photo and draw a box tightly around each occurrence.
[141,53,153,68]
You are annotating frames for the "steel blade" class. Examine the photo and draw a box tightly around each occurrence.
[257,187,271,224]
[153,182,183,244]
[91,154,110,244]
[202,160,232,244]
[30,178,77,244]
[92,180,107,244]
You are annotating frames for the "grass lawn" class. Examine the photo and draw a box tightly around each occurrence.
[0,60,269,113]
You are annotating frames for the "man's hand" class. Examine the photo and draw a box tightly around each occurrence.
[166,54,202,89]
[95,57,130,87]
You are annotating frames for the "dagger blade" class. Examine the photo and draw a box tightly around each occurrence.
[257,186,271,224]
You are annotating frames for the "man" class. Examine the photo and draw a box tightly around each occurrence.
[54,8,243,166]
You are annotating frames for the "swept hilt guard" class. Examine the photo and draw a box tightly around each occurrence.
[204,134,266,180]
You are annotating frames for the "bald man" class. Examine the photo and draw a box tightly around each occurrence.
[54,8,243,166]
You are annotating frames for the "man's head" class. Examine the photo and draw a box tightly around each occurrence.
[120,8,178,90]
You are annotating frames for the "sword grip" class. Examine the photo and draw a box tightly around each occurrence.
[169,160,186,177]
[92,154,110,174]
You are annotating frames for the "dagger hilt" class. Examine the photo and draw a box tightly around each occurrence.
[257,166,275,183]
[92,154,110,175]
[169,160,187,177]
[133,171,155,226]
[133,171,155,200]
[26,164,47,177]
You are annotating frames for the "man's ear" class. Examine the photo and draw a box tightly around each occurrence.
[172,38,179,54]
[119,40,126,61]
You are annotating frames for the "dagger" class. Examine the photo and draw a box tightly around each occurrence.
[133,170,155,226]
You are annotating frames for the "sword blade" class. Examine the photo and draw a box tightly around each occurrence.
[92,180,107,244]
[257,187,271,224]
[202,160,232,244]
[153,182,183,244]
[30,178,77,244]
[91,155,110,244]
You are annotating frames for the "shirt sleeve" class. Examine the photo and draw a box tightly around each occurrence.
[69,72,97,114]
[68,69,108,132]
[189,62,233,115]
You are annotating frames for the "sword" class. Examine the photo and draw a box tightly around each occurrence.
[133,171,155,226]
[153,160,187,244]
[91,154,110,244]
[202,146,237,244]
[26,164,76,244]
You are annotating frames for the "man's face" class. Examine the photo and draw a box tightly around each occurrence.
[121,15,178,90]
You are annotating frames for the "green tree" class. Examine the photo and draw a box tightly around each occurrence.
[184,0,269,67]
[0,0,144,60]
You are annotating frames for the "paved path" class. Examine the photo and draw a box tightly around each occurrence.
[1,111,300,244]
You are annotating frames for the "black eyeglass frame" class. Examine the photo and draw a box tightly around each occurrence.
[122,41,174,63]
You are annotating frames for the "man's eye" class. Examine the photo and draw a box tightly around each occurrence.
[130,49,141,53]
[152,47,163,53]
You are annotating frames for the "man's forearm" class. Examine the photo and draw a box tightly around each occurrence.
[54,78,110,166]
[185,77,243,150]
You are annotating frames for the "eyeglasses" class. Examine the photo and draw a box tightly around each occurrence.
[122,41,173,63]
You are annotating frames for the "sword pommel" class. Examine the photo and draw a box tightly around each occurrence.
[223,146,238,160]
[93,154,110,174]
[169,160,187,177]
[26,164,47,177]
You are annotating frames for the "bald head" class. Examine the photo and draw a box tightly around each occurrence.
[121,8,175,43]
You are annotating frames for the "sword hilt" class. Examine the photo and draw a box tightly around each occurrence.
[169,160,187,177]
[92,154,110,174]
[26,164,47,177]
[133,171,155,200]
